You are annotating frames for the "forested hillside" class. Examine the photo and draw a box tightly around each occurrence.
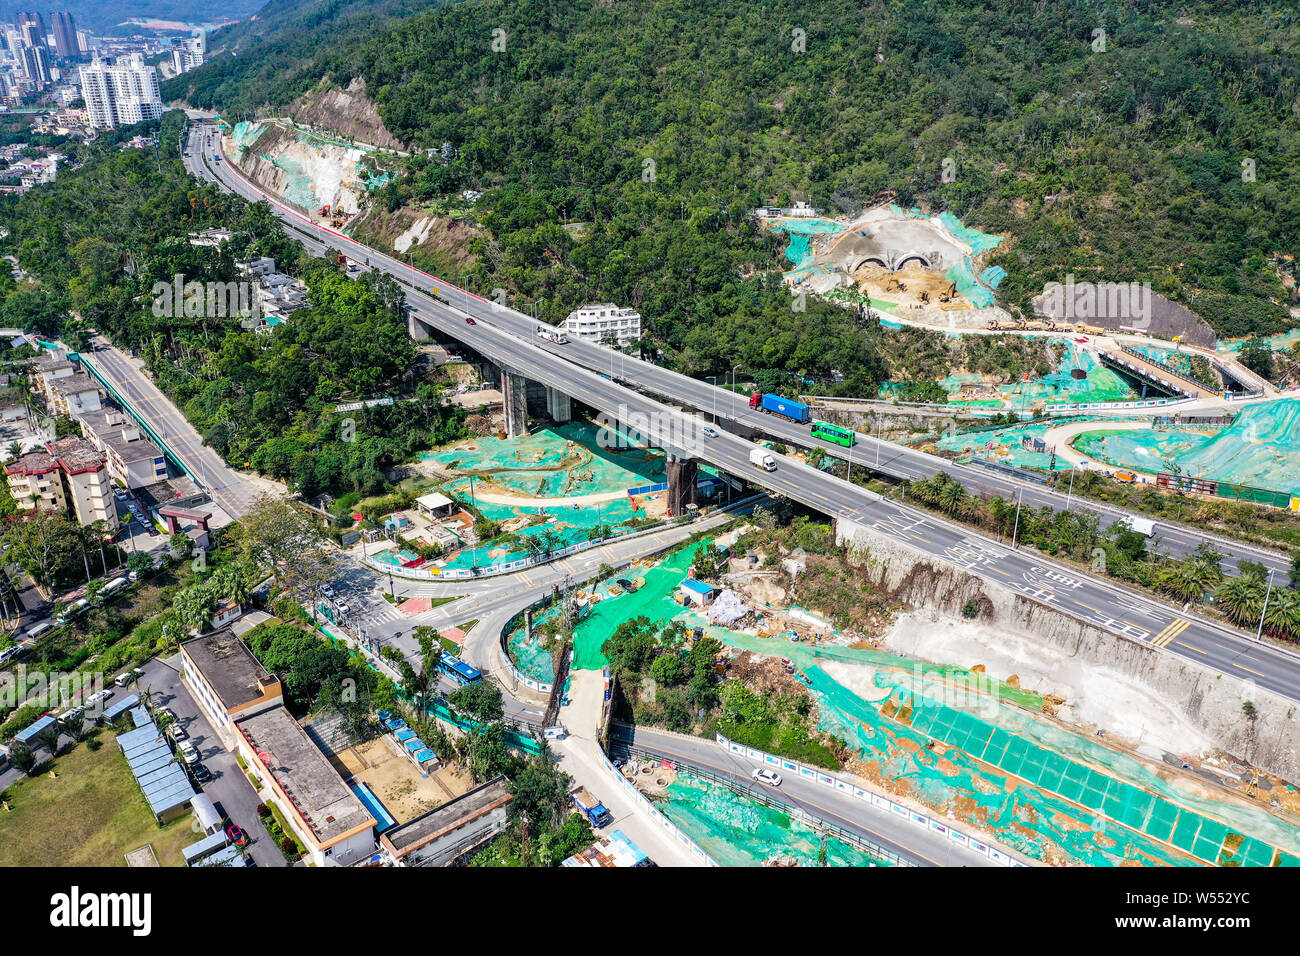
[173,0,1300,390]
[0,112,465,498]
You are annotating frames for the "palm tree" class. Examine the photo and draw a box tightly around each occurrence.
[1214,576,1264,627]
[1264,588,1300,640]
[8,741,37,774]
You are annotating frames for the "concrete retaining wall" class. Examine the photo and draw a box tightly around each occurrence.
[834,518,1300,783]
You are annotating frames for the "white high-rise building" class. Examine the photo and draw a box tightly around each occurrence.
[170,35,204,75]
[79,54,162,129]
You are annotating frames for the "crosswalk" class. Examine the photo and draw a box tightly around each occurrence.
[1149,618,1191,648]
[354,601,405,625]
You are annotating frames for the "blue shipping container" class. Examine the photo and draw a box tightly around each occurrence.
[759,394,810,422]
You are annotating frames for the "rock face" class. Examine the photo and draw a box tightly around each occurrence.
[289,77,405,151]
[835,517,1300,783]
[229,120,389,215]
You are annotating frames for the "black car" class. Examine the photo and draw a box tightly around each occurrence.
[192,763,212,783]
[616,578,639,592]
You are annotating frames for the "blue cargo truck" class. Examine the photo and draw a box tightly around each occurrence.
[571,786,614,827]
[749,392,811,423]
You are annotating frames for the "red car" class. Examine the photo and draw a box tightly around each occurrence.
[465,317,476,325]
[226,824,247,846]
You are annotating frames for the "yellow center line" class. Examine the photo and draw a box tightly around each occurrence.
[1074,601,1100,613]
[1235,663,1267,679]
[1173,641,1206,654]
[988,567,1010,576]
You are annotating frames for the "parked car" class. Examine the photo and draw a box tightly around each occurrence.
[334,601,351,616]
[616,578,639,592]
[166,723,188,741]
[320,584,335,598]
[191,763,212,784]
[178,741,200,765]
[751,767,783,787]
[226,824,247,846]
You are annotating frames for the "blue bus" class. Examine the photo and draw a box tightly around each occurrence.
[438,653,482,686]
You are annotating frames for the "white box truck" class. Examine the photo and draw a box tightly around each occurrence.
[1118,514,1156,537]
[749,448,777,472]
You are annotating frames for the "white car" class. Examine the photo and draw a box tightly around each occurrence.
[178,741,200,764]
[320,584,335,598]
[334,601,351,616]
[751,767,783,787]
[702,425,719,439]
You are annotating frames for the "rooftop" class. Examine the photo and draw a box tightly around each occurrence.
[107,433,164,463]
[47,435,106,473]
[562,829,652,867]
[380,775,511,858]
[237,706,375,847]
[680,577,716,595]
[4,450,57,476]
[47,372,100,396]
[182,629,279,712]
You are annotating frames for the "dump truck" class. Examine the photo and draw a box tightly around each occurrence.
[749,393,810,423]
[571,787,613,827]
[749,447,777,471]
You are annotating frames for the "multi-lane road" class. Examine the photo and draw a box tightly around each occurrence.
[79,334,268,519]
[185,121,1300,706]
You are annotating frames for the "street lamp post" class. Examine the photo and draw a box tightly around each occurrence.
[707,376,718,423]
[875,415,882,469]
[1011,488,1024,549]
[1256,569,1275,642]
[731,364,741,419]
[1065,464,1077,512]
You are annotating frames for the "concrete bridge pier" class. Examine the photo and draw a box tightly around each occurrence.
[665,453,698,517]
[407,309,430,341]
[501,370,529,437]
[545,386,572,423]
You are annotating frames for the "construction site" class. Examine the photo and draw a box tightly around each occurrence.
[533,525,1300,867]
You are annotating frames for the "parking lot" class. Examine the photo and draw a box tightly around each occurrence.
[138,656,289,867]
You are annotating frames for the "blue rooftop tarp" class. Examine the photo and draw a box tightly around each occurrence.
[383,717,407,731]
[413,748,438,764]
[680,578,715,596]
[404,737,427,753]
[394,728,417,743]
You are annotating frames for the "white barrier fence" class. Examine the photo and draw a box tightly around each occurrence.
[715,733,1026,866]
[594,750,719,867]
[1044,396,1193,414]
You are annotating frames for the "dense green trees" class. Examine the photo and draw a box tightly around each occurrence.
[173,0,1300,384]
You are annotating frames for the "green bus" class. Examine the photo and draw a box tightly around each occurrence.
[811,420,856,447]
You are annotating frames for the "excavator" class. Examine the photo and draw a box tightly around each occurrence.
[318,204,331,217]
[885,276,906,293]
[936,281,956,303]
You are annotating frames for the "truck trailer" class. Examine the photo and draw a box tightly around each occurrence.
[570,786,613,827]
[749,393,811,423]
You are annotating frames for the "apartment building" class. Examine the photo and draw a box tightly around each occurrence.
[47,371,103,416]
[4,436,118,529]
[559,303,642,348]
[79,54,162,130]
[77,407,167,487]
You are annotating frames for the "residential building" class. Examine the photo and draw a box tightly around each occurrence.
[29,348,76,394]
[46,371,102,416]
[4,436,117,529]
[79,54,162,130]
[104,431,167,489]
[559,303,642,348]
[46,436,116,529]
[170,34,203,75]
[180,629,283,751]
[50,12,79,59]
[562,829,653,867]
[4,448,62,513]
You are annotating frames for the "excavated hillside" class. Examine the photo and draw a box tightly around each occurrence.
[289,77,407,152]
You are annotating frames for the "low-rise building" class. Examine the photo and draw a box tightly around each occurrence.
[104,431,167,489]
[379,776,511,866]
[4,436,117,529]
[559,303,642,348]
[180,629,284,751]
[47,372,103,416]
[235,705,377,866]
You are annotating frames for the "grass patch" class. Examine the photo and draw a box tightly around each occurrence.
[0,732,194,866]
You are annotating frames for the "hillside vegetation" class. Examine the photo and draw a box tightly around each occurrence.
[170,0,1300,393]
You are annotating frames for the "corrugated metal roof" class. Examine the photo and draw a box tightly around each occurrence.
[679,577,715,595]
[101,693,140,722]
[15,714,57,744]
[183,831,229,865]
[118,720,194,817]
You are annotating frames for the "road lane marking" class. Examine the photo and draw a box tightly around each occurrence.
[1174,641,1206,654]
[1149,619,1191,647]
